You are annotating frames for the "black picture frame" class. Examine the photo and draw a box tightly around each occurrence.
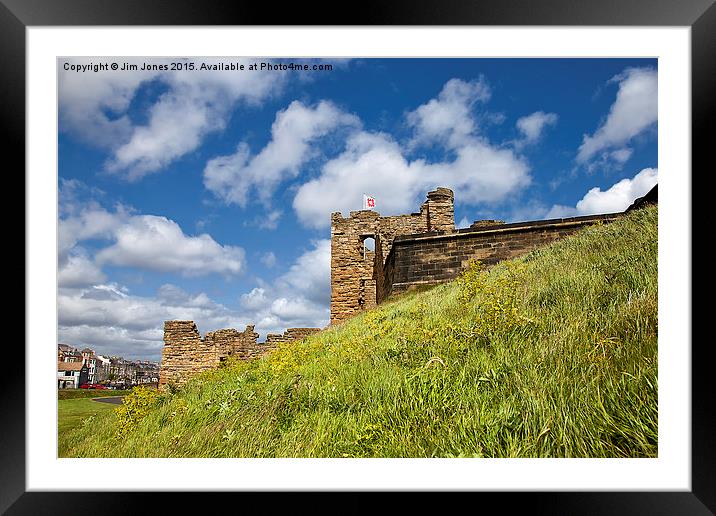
[5,0,711,513]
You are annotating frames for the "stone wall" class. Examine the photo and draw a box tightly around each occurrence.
[330,188,454,324]
[264,327,322,353]
[425,187,455,233]
[160,321,208,388]
[159,322,320,388]
[383,213,621,298]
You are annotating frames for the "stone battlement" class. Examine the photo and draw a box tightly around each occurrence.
[159,184,657,387]
[265,328,322,352]
[159,322,320,389]
[329,185,656,324]
[383,212,622,298]
[330,187,455,325]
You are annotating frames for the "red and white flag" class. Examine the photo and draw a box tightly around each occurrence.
[363,194,376,210]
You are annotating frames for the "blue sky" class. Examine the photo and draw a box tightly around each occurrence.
[58,57,658,361]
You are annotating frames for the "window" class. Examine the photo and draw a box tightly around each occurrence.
[361,236,376,261]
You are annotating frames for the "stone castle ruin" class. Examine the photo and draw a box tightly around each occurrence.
[159,322,320,388]
[330,186,630,324]
[160,184,655,387]
[330,187,455,324]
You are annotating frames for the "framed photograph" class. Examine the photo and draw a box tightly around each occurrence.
[7,0,710,512]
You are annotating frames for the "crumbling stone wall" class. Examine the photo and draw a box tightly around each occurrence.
[159,322,320,388]
[330,187,454,324]
[159,321,259,388]
[383,213,621,297]
[264,328,322,353]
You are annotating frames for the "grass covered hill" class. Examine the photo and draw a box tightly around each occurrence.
[61,205,658,458]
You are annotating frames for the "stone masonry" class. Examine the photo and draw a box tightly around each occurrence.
[330,187,454,324]
[160,184,656,386]
[383,213,621,297]
[329,185,641,324]
[264,328,322,353]
[159,321,259,388]
[159,321,320,388]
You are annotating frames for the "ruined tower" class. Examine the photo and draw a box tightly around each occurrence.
[329,187,455,325]
[159,321,260,388]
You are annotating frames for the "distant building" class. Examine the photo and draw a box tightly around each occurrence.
[57,343,73,362]
[57,343,160,388]
[57,361,88,389]
[80,348,94,383]
[134,360,161,385]
[58,344,83,363]
[95,354,111,383]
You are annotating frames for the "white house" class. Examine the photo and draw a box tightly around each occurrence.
[57,361,87,389]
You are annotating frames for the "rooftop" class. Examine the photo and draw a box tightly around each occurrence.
[58,362,84,372]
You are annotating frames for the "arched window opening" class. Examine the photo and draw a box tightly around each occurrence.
[360,236,375,263]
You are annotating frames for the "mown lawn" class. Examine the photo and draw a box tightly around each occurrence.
[58,398,118,456]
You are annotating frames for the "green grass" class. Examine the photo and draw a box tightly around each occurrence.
[58,398,118,456]
[58,389,131,400]
[61,205,657,458]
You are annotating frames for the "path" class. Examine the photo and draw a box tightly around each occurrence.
[90,396,124,405]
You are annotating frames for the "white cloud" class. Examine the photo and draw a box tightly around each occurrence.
[59,58,161,149]
[546,167,658,218]
[204,100,360,206]
[58,182,332,359]
[58,325,164,361]
[610,147,633,164]
[456,216,471,229]
[60,237,333,360]
[239,239,331,334]
[240,287,270,310]
[260,252,277,268]
[257,210,282,230]
[291,78,531,229]
[268,297,326,324]
[60,58,288,180]
[406,77,491,149]
[59,203,133,259]
[58,282,254,360]
[276,239,331,305]
[105,84,219,178]
[95,215,246,276]
[515,111,558,146]
[582,146,637,175]
[156,284,216,309]
[293,130,530,229]
[58,251,107,288]
[577,67,657,164]
[59,194,246,279]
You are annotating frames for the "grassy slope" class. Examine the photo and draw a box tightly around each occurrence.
[62,205,657,458]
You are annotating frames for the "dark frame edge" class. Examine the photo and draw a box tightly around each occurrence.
[0,0,715,26]
[1,0,26,514]
[6,0,712,514]
[691,1,716,513]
